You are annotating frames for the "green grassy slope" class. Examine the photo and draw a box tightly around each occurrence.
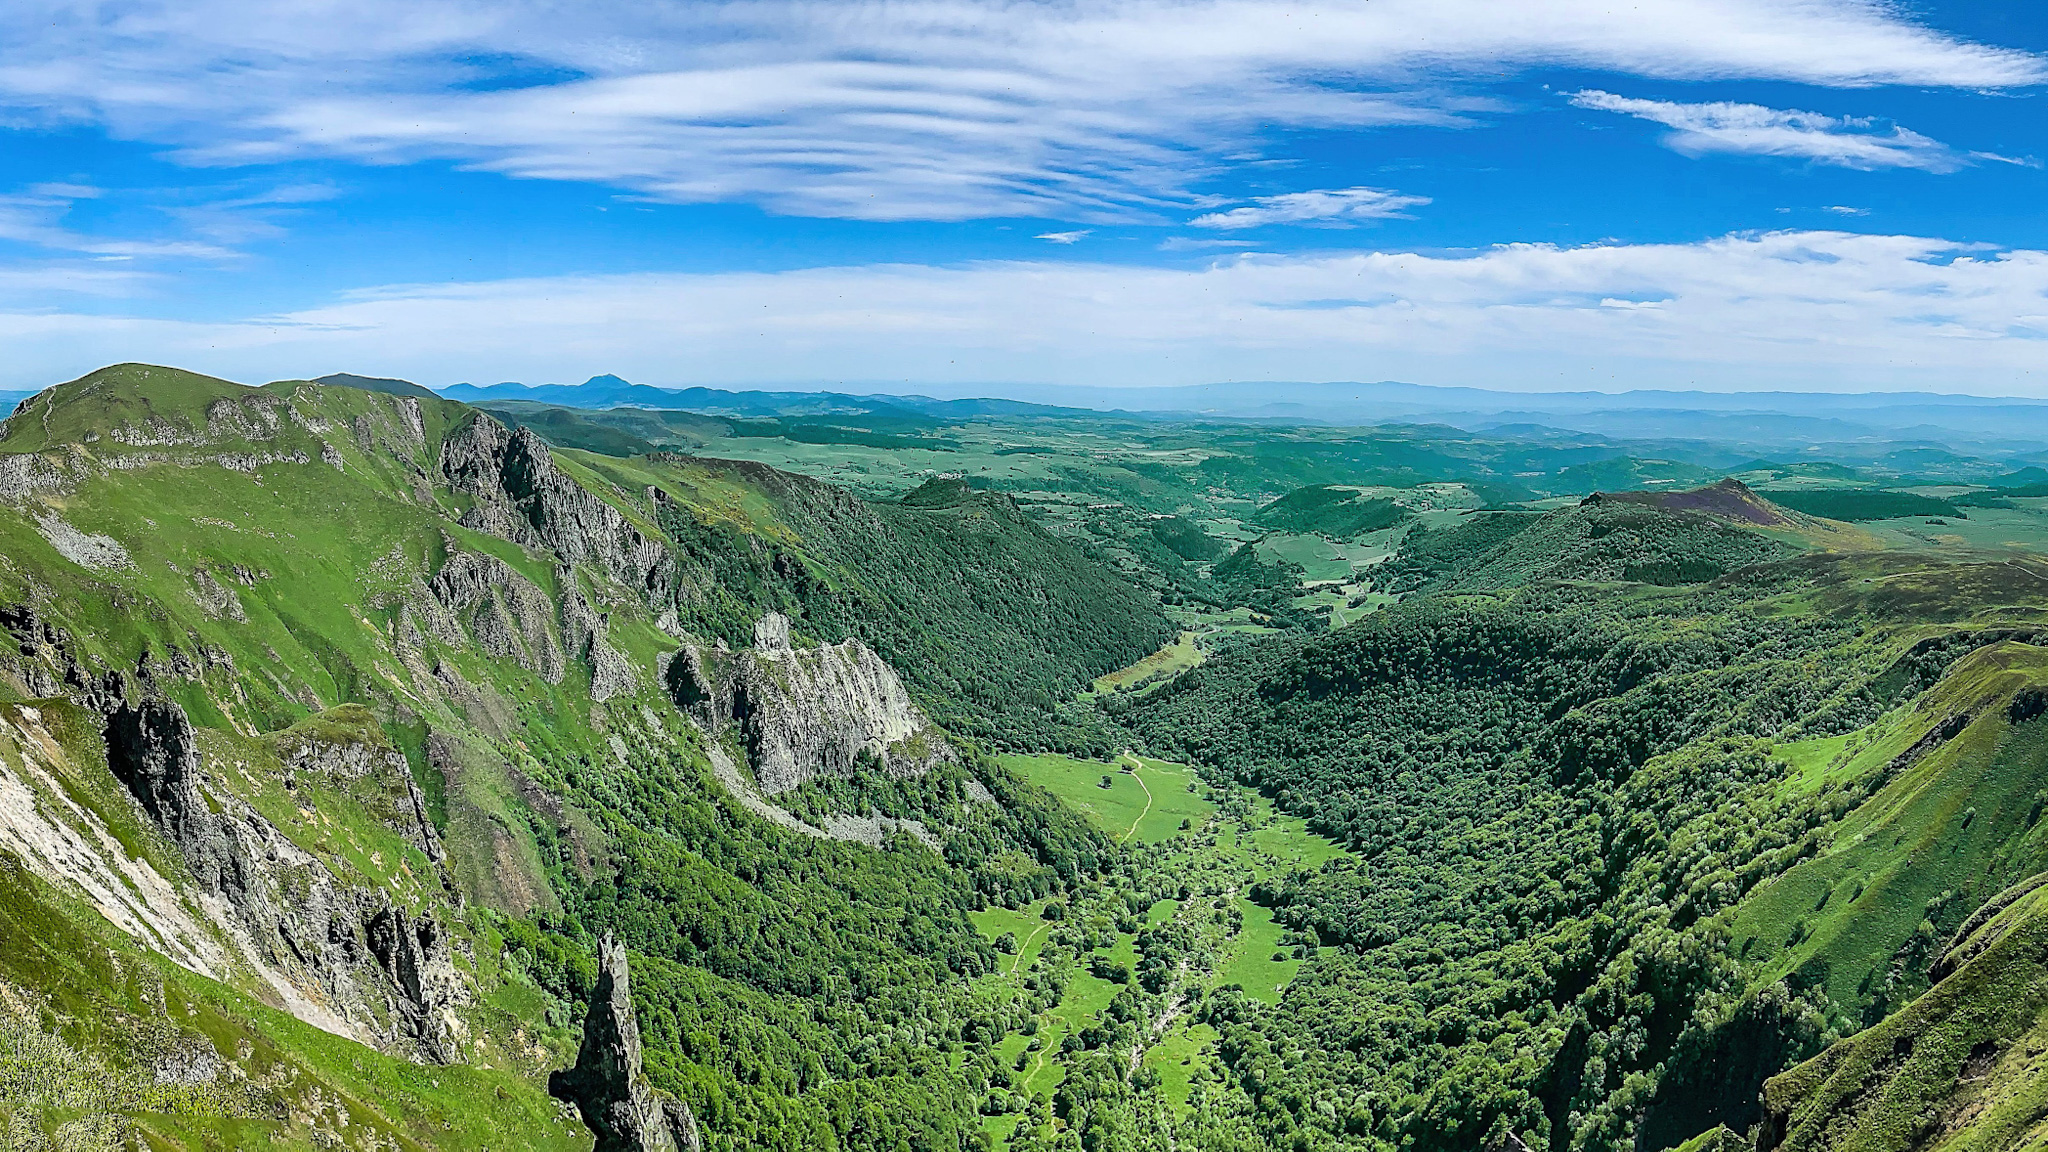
[1759,873,2048,1152]
[1730,643,2048,1022]
[0,364,1155,1151]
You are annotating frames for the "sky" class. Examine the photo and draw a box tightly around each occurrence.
[0,0,2045,397]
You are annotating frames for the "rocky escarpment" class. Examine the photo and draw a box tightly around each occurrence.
[439,416,658,699]
[440,415,674,602]
[103,695,466,1062]
[551,935,701,1152]
[420,546,568,683]
[0,619,471,1064]
[667,613,954,794]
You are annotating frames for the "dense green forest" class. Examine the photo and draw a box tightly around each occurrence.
[1124,548,2048,1152]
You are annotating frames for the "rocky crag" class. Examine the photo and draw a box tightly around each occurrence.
[666,612,955,793]
[438,414,658,700]
[550,935,701,1152]
[106,689,464,1059]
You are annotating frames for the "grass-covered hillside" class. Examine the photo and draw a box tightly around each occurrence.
[1253,486,1410,539]
[0,364,1164,1151]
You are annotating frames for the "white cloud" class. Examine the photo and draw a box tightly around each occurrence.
[1161,236,1259,250]
[1191,186,1429,229]
[1973,151,2043,168]
[0,1,2034,221]
[1823,205,1869,215]
[1570,90,1977,171]
[1037,230,1092,244]
[5,230,2047,393]
[0,185,235,260]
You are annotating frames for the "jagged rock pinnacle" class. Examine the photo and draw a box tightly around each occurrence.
[550,934,701,1152]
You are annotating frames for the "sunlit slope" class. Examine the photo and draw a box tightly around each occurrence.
[0,364,1156,1149]
[1732,642,2048,1021]
[0,696,586,1152]
[1760,872,2048,1152]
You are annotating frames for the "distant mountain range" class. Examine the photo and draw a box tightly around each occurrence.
[18,369,2048,456]
[440,374,1100,421]
[436,373,2048,454]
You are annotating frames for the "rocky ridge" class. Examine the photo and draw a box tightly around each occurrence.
[0,601,467,1063]
[667,612,955,794]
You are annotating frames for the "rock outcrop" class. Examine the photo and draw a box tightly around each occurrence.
[439,415,674,603]
[667,613,954,793]
[551,935,701,1152]
[425,547,567,683]
[103,695,208,846]
[101,693,465,1061]
[562,569,638,702]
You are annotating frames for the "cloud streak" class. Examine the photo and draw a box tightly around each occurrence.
[1191,186,1430,229]
[0,1,2036,221]
[1571,90,1990,171]
[4,230,2045,393]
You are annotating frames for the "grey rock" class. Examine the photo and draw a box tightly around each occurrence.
[428,549,566,682]
[669,613,954,794]
[189,568,248,622]
[551,935,702,1152]
[32,513,131,570]
[103,693,464,1062]
[561,570,636,701]
[103,695,208,846]
[0,452,73,498]
[439,416,674,604]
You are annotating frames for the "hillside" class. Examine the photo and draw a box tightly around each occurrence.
[1445,480,1803,587]
[0,364,1158,1150]
[1254,486,1410,539]
[1125,549,2048,1152]
[1759,868,2048,1152]
[14,365,2048,1152]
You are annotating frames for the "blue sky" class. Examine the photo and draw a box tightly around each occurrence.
[0,0,2045,396]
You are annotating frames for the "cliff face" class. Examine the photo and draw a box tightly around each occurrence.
[440,415,673,603]
[0,668,466,1063]
[438,415,657,700]
[667,613,954,794]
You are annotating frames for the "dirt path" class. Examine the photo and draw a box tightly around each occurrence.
[1123,770,1154,844]
[1010,920,1052,977]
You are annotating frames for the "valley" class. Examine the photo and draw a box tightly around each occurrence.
[9,365,2048,1152]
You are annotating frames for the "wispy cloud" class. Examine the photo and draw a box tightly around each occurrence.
[1036,230,1092,244]
[5,230,2047,392]
[0,1,2035,222]
[0,185,235,260]
[1570,90,1980,171]
[1161,237,1259,251]
[1190,186,1429,230]
[1824,205,1869,215]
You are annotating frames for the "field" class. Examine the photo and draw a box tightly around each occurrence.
[1842,501,2048,553]
[995,753,1214,844]
[1089,631,1207,696]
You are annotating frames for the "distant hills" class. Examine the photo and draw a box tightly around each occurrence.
[439,373,1089,420]
[20,366,2048,458]
[428,373,2048,454]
